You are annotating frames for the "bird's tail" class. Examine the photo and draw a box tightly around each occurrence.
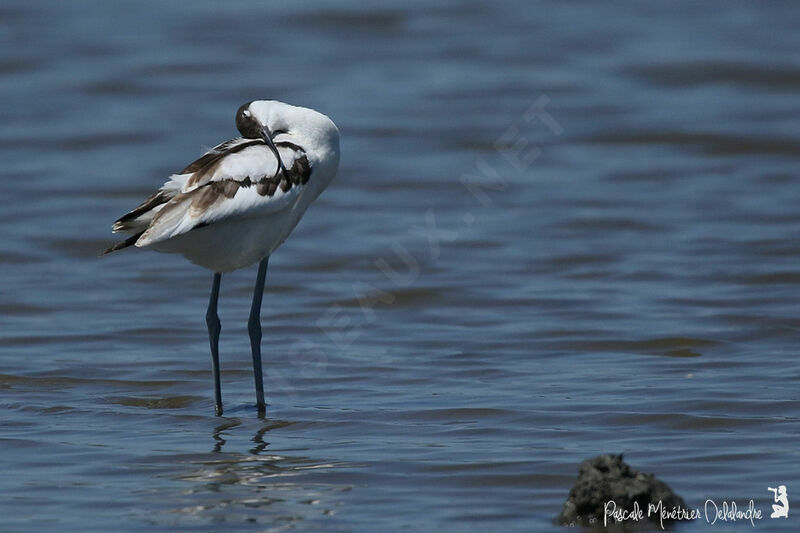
[101,231,145,256]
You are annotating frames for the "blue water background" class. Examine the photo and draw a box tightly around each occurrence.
[1,1,799,531]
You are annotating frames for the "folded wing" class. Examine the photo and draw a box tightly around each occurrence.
[104,137,311,253]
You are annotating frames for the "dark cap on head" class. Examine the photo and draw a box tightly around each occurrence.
[235,102,261,139]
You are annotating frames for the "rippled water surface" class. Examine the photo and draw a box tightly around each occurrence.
[2,1,799,531]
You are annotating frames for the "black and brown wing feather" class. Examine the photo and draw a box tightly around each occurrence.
[104,138,311,254]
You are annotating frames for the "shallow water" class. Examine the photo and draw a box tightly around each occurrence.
[1,1,799,531]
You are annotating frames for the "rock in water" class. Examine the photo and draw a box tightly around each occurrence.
[557,454,688,530]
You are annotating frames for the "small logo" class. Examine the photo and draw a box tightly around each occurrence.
[768,485,789,518]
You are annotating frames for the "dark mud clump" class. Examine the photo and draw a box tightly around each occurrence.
[557,454,692,530]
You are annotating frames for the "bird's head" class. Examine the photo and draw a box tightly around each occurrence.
[235,100,339,169]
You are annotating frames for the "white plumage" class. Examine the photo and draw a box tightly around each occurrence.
[106,100,340,272]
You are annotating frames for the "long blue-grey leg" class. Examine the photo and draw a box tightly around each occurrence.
[206,272,223,416]
[248,256,269,413]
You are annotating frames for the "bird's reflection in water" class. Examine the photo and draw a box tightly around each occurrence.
[170,414,346,527]
[211,417,242,453]
[249,418,271,456]
[211,414,295,455]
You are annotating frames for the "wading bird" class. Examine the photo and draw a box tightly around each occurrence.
[104,100,340,416]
